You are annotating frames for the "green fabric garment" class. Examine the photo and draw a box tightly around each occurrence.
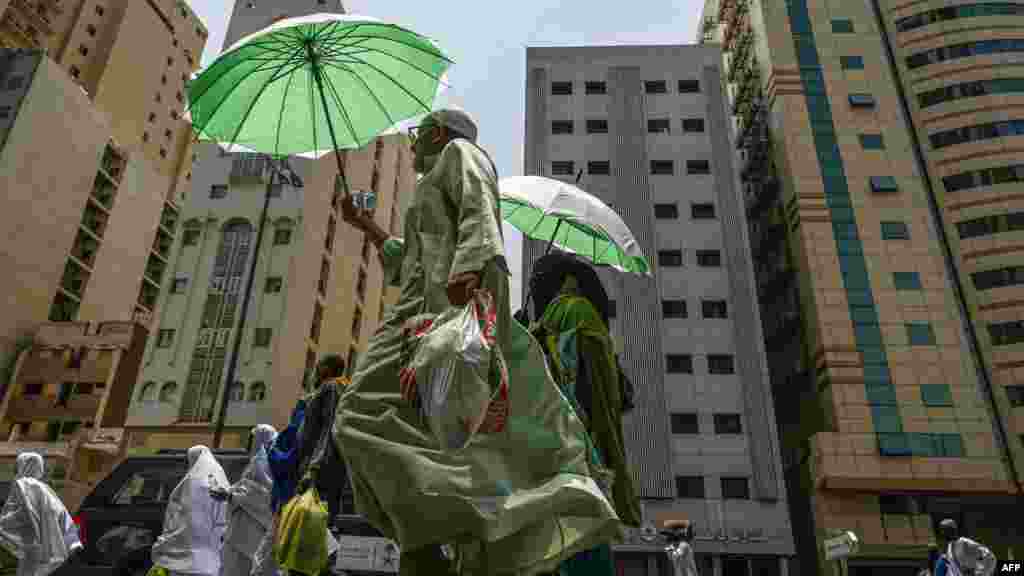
[540,295,642,528]
[334,139,620,576]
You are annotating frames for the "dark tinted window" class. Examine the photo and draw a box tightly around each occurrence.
[702,299,728,318]
[551,81,573,95]
[586,119,608,134]
[666,354,694,374]
[662,299,687,318]
[654,203,678,219]
[687,160,711,175]
[675,476,705,498]
[551,120,574,134]
[696,250,721,267]
[721,477,750,499]
[930,118,1024,149]
[645,80,667,94]
[651,160,674,175]
[670,413,699,434]
[918,77,1024,108]
[551,161,575,176]
[658,250,683,267]
[897,3,1024,32]
[1008,386,1024,406]
[585,81,606,94]
[708,354,735,374]
[678,79,701,93]
[907,39,1024,70]
[989,320,1024,346]
[110,468,184,505]
[607,300,617,319]
[692,203,716,219]
[647,118,671,133]
[714,413,743,434]
[956,211,1024,239]
[587,160,610,175]
[682,118,705,132]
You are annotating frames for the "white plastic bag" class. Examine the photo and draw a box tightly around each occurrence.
[401,290,509,451]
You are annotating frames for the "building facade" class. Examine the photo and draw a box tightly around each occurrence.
[524,45,795,576]
[0,0,207,383]
[700,0,1024,573]
[125,137,414,450]
[0,320,147,509]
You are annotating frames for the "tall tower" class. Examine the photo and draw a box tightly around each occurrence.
[223,0,345,51]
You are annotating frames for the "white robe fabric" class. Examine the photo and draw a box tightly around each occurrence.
[948,538,997,576]
[221,425,279,576]
[151,446,228,576]
[0,453,81,576]
[666,541,698,576]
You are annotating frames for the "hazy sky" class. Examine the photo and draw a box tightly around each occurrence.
[187,0,707,309]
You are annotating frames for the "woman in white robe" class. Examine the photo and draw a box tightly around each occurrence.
[150,446,228,576]
[0,452,81,576]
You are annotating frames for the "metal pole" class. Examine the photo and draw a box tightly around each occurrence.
[307,40,351,194]
[211,158,276,449]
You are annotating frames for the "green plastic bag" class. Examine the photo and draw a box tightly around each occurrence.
[144,567,169,576]
[274,487,330,575]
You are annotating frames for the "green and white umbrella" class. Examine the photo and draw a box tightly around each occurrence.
[186,13,452,185]
[500,175,651,276]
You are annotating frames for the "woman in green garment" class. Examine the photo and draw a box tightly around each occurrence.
[530,255,642,576]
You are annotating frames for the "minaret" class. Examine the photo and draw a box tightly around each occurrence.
[222,0,346,51]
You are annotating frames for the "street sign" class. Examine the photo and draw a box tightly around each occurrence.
[336,535,400,573]
[824,531,859,561]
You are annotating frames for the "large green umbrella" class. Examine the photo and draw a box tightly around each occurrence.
[187,12,452,183]
[185,13,451,447]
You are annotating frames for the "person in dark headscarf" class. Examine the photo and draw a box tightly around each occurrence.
[295,354,349,520]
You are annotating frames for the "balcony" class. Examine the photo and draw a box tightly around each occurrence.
[60,258,90,298]
[159,202,179,233]
[90,174,116,210]
[137,282,159,311]
[152,228,173,260]
[81,203,109,238]
[144,254,167,285]
[132,305,153,327]
[69,229,100,269]
[11,0,53,34]
[49,290,80,322]
[100,145,124,184]
[9,393,100,422]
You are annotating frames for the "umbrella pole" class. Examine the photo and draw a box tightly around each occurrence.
[307,42,351,196]
[518,219,564,323]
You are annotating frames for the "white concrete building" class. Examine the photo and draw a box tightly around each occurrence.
[523,45,795,575]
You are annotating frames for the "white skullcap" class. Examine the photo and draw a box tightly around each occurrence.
[429,108,478,142]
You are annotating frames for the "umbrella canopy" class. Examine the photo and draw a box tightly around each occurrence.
[187,13,452,161]
[529,253,611,325]
[499,176,651,276]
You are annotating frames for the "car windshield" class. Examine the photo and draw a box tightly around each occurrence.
[108,457,247,506]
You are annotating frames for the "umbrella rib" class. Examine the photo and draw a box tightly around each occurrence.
[190,52,303,137]
[327,53,435,114]
[273,61,300,158]
[223,49,308,151]
[321,60,397,129]
[335,46,451,85]
[187,41,304,122]
[322,65,365,148]
[333,31,453,62]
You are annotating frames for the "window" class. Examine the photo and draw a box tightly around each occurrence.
[708,354,735,374]
[654,203,679,219]
[551,161,575,176]
[906,323,936,346]
[658,250,683,267]
[650,160,674,175]
[849,93,876,108]
[644,80,667,94]
[4,75,23,90]
[95,5,104,16]
[86,24,96,36]
[607,300,617,319]
[1004,385,1024,407]
[159,382,177,403]
[990,320,1024,346]
[156,329,175,348]
[859,134,885,149]
[906,39,1024,70]
[893,271,923,290]
[587,161,610,175]
[170,277,188,294]
[870,176,899,193]
[586,119,608,134]
[881,221,910,240]
[957,211,1024,239]
[920,383,953,407]
[0,106,9,119]
[687,160,711,175]
[253,328,272,348]
[551,81,572,95]
[675,476,705,499]
[662,299,687,318]
[714,413,743,434]
[182,228,200,246]
[23,382,43,396]
[111,470,179,505]
[918,77,1024,109]
[831,19,855,33]
[972,265,1024,291]
[148,112,156,123]
[691,203,716,219]
[585,81,606,95]
[696,250,721,267]
[273,224,292,245]
[551,120,574,134]
[263,276,282,293]
[682,118,705,132]
[841,56,865,70]
[666,354,694,374]
[930,119,1024,149]
[702,299,728,319]
[721,477,750,499]
[678,79,701,93]
[248,381,267,402]
[209,184,227,199]
[70,66,81,79]
[647,118,671,134]
[944,163,1024,192]
[78,45,89,56]
[670,413,699,434]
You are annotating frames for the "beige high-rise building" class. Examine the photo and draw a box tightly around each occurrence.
[0,0,207,376]
[700,0,1024,572]
[124,0,417,449]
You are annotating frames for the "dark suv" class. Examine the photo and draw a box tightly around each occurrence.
[57,450,397,576]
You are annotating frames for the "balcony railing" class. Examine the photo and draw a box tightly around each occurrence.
[81,205,108,238]
[90,175,115,210]
[138,283,159,310]
[60,259,90,298]
[70,230,99,268]
[11,0,53,33]
[100,144,124,183]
